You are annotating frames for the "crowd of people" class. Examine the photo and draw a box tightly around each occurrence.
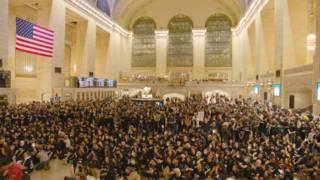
[0,95,320,179]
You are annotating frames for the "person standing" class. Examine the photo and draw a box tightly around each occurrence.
[167,114,176,133]
[0,156,23,180]
[153,112,161,132]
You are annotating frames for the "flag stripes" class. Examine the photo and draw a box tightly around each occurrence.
[16,17,54,58]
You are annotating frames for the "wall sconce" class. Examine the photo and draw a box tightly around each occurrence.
[73,64,77,73]
[307,34,316,51]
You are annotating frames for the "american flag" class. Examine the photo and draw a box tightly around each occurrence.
[16,17,54,58]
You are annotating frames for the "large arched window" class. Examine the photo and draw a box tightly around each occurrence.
[132,17,156,67]
[168,14,193,67]
[205,14,232,67]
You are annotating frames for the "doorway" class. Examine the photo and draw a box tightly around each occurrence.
[264,92,268,101]
[289,95,295,109]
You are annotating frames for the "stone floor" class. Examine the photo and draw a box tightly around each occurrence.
[30,159,74,180]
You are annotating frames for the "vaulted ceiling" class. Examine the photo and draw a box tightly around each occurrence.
[9,0,249,30]
[111,0,247,29]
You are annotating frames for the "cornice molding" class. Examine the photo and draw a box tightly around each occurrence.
[192,28,207,37]
[65,0,266,39]
[64,0,132,38]
[232,0,269,36]
[155,30,169,38]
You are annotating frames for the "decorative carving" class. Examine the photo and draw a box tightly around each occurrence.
[205,14,232,67]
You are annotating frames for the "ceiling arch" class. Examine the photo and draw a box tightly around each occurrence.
[168,14,194,29]
[133,16,157,33]
[111,0,246,29]
[205,13,232,27]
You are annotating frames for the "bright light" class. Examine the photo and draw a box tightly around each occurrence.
[253,85,259,94]
[307,34,316,51]
[143,87,151,94]
[24,65,33,72]
[73,64,77,73]
[317,82,320,101]
[274,84,280,96]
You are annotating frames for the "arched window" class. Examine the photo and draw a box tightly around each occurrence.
[205,14,232,67]
[132,17,156,67]
[168,14,193,67]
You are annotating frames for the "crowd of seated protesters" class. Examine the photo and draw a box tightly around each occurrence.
[0,95,319,179]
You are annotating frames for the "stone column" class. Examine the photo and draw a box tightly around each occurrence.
[240,30,249,82]
[192,28,206,79]
[82,20,96,76]
[95,31,107,78]
[36,0,66,100]
[71,21,86,77]
[73,20,97,77]
[0,0,9,69]
[313,0,320,115]
[50,0,66,88]
[105,31,121,79]
[155,30,168,77]
[274,0,285,106]
[255,14,262,77]
[119,33,132,78]
[242,29,251,81]
[232,31,242,82]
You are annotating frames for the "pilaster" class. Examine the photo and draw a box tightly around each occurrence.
[313,0,320,115]
[192,28,206,79]
[0,0,9,69]
[274,0,285,106]
[155,30,168,76]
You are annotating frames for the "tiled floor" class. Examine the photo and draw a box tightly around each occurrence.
[30,159,74,180]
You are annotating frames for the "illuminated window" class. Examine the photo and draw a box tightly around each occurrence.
[168,14,193,67]
[274,84,281,96]
[317,82,320,101]
[132,17,156,67]
[205,14,232,67]
[253,85,259,94]
[15,50,36,77]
